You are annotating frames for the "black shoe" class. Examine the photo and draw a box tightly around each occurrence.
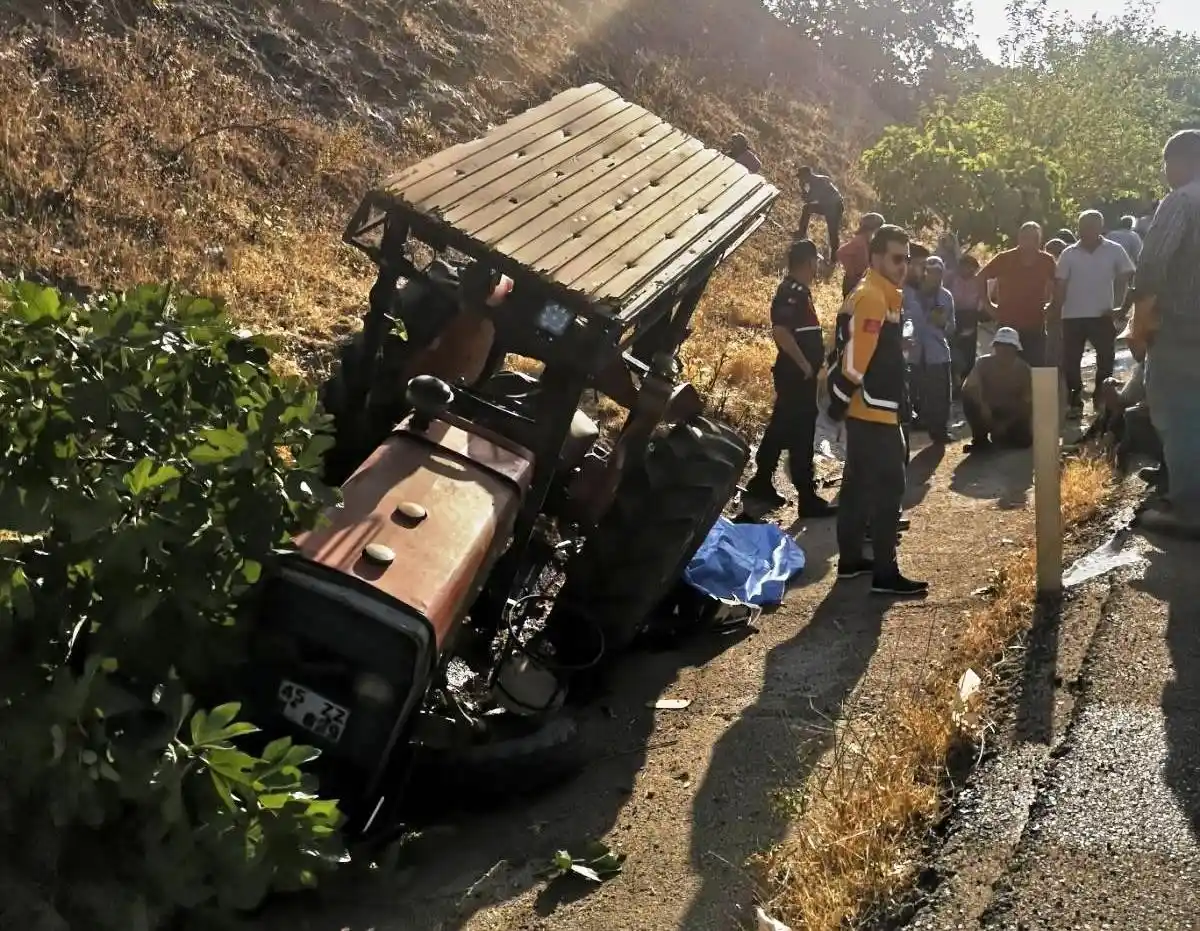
[799,496,838,518]
[744,485,788,510]
[871,573,930,597]
[837,559,874,580]
[964,437,992,454]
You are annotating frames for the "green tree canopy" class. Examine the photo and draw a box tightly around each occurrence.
[862,113,1069,249]
[860,0,1200,248]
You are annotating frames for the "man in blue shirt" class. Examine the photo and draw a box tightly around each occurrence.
[904,255,956,444]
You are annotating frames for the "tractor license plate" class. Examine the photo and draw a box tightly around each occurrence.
[278,680,350,744]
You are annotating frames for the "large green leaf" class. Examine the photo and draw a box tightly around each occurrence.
[188,427,249,464]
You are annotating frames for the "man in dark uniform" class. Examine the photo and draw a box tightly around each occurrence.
[797,166,846,261]
[744,239,838,518]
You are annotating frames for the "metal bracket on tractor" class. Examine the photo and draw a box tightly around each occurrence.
[237,83,779,840]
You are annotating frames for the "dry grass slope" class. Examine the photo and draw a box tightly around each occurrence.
[0,0,886,428]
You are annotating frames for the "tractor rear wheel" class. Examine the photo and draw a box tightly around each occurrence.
[545,416,749,670]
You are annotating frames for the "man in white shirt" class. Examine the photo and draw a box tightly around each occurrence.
[1052,210,1136,416]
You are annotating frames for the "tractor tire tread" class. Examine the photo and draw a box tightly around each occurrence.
[550,416,749,659]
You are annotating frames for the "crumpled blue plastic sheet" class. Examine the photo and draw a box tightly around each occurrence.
[682,516,806,607]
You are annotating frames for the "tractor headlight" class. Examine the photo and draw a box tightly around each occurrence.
[536,301,573,337]
[354,672,395,706]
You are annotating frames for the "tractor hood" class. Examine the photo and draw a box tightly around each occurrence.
[294,419,534,650]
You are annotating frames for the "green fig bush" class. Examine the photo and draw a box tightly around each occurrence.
[0,280,344,930]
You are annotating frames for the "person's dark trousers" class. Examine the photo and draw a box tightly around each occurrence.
[952,332,977,395]
[906,363,923,426]
[1120,406,1165,490]
[825,202,844,258]
[963,393,990,442]
[837,418,907,575]
[1016,326,1047,367]
[919,362,952,437]
[749,367,819,499]
[1061,315,1117,401]
[964,394,1032,447]
[797,202,844,257]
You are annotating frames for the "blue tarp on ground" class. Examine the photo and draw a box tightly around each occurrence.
[682,517,806,607]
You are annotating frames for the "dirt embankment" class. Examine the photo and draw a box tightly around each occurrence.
[1,0,886,427]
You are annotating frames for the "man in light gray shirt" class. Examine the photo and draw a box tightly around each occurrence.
[1052,210,1136,415]
[1107,215,1143,266]
[1136,130,1200,538]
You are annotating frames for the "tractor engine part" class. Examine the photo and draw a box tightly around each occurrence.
[243,416,533,833]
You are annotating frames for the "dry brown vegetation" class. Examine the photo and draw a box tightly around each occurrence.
[0,0,883,426]
[757,456,1114,928]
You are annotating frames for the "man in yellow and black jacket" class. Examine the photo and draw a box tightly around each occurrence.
[827,224,929,597]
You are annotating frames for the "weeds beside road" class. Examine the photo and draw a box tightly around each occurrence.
[759,456,1113,929]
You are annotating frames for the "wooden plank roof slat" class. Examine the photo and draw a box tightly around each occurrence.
[581,170,765,296]
[488,129,694,258]
[598,185,779,310]
[465,118,677,250]
[371,84,779,318]
[545,151,735,287]
[396,88,624,207]
[380,83,614,195]
[444,109,667,232]
[435,105,652,224]
[582,172,766,299]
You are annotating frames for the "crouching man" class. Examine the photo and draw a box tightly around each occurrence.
[962,327,1033,454]
[1092,367,1165,490]
[1087,306,1166,495]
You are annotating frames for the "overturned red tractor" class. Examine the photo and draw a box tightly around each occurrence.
[240,84,779,839]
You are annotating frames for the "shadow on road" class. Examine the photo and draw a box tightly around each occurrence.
[680,581,886,928]
[274,623,759,931]
[1012,599,1060,745]
[904,441,946,510]
[949,447,1033,511]
[268,537,882,931]
[1132,536,1200,838]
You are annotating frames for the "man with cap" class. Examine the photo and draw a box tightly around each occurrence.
[837,213,885,297]
[797,166,845,261]
[728,132,762,174]
[744,238,837,517]
[961,327,1033,454]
